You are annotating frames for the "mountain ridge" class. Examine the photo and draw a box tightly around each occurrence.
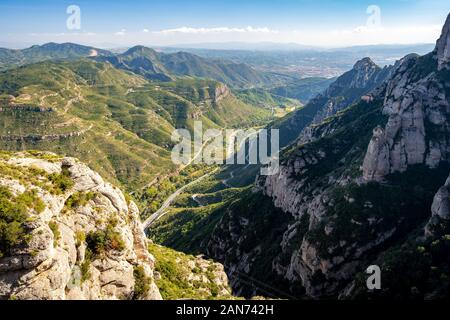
[98,45,279,88]
[199,13,450,299]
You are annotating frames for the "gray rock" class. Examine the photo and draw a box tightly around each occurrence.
[436,14,450,70]
[0,154,162,300]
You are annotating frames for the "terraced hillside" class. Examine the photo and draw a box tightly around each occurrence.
[0,59,274,190]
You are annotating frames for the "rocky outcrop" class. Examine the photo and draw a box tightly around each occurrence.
[297,58,393,144]
[311,58,391,125]
[436,14,450,70]
[0,152,161,300]
[362,126,391,181]
[0,105,53,112]
[425,174,450,236]
[206,14,450,300]
[258,148,326,216]
[149,244,233,299]
[213,83,230,103]
[362,18,450,181]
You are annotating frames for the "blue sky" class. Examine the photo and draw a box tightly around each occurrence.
[0,0,449,48]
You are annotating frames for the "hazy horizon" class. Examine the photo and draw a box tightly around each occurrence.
[0,0,449,49]
[0,41,438,51]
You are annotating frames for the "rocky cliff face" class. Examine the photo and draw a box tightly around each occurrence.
[207,14,450,299]
[363,20,450,181]
[213,83,230,103]
[363,50,450,181]
[0,152,161,300]
[308,57,392,127]
[425,174,450,236]
[277,57,392,148]
[437,14,450,70]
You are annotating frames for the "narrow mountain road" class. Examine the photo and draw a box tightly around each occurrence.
[191,194,203,206]
[143,168,219,230]
[143,128,259,230]
[221,170,234,187]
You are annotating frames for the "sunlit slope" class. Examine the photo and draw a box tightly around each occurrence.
[0,60,273,189]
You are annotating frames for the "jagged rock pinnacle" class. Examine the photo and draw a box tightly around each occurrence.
[436,13,450,70]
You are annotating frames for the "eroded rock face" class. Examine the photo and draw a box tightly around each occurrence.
[214,83,230,103]
[312,58,392,126]
[362,126,391,181]
[0,153,161,300]
[362,27,450,181]
[425,174,450,236]
[436,14,450,70]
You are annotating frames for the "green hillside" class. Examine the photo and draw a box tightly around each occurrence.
[99,46,282,89]
[0,43,111,71]
[0,59,274,190]
[269,77,334,104]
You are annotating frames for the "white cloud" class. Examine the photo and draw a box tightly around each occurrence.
[14,23,443,48]
[115,29,126,36]
[331,24,441,36]
[156,26,276,35]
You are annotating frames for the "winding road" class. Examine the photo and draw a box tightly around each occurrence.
[142,128,261,230]
[143,168,219,230]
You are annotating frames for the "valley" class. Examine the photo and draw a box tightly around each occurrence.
[0,8,450,303]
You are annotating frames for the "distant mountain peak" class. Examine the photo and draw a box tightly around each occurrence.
[124,45,158,56]
[435,13,450,70]
[352,57,377,70]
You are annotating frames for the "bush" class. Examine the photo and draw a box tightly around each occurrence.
[75,231,86,247]
[86,223,125,256]
[48,221,60,247]
[0,186,44,257]
[48,166,74,194]
[65,191,96,209]
[16,189,46,213]
[80,248,92,283]
[133,265,151,299]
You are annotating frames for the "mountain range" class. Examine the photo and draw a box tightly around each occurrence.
[1,12,450,301]
[0,43,294,89]
[0,58,274,190]
[148,14,450,300]
[202,14,450,299]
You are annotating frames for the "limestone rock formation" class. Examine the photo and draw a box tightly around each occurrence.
[425,174,450,236]
[310,57,392,126]
[436,14,450,70]
[297,57,393,145]
[362,17,450,181]
[362,126,390,181]
[0,152,161,300]
[214,83,230,103]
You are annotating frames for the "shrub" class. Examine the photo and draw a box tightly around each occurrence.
[48,221,60,247]
[0,186,43,257]
[75,231,86,247]
[65,191,96,209]
[80,248,93,283]
[48,166,74,194]
[16,189,45,213]
[86,224,125,256]
[133,265,151,299]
